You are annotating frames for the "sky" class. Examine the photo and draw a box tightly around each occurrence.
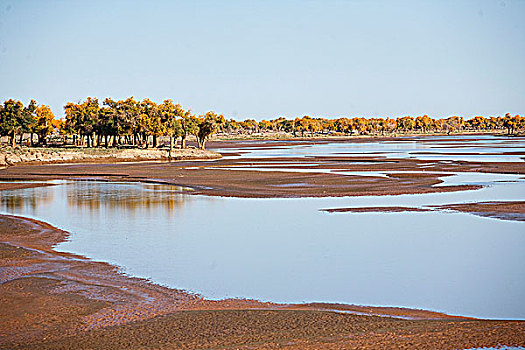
[0,0,524,120]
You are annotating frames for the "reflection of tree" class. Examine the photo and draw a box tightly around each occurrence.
[66,182,190,214]
[0,186,54,212]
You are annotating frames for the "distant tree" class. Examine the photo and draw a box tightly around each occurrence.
[503,113,518,135]
[415,115,432,133]
[258,120,272,132]
[139,99,162,148]
[180,112,198,149]
[396,116,415,133]
[467,116,486,130]
[335,117,351,134]
[352,117,369,135]
[443,116,464,135]
[193,111,219,149]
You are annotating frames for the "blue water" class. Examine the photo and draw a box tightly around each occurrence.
[1,176,524,320]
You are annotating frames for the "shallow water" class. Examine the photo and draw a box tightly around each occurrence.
[1,176,524,320]
[215,135,525,162]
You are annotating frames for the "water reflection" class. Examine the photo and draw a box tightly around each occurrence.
[0,181,197,220]
[0,185,55,212]
[65,182,190,213]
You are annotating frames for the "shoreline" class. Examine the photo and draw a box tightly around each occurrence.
[2,213,525,349]
[0,146,222,167]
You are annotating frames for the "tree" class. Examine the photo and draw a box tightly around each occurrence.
[64,98,100,147]
[503,113,517,136]
[396,116,415,132]
[193,112,219,149]
[0,99,28,146]
[81,97,100,147]
[335,117,351,134]
[415,115,432,133]
[159,99,184,158]
[443,116,463,135]
[64,102,82,145]
[32,105,56,145]
[180,112,197,149]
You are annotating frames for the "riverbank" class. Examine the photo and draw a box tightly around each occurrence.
[1,137,524,220]
[1,214,524,349]
[0,146,221,166]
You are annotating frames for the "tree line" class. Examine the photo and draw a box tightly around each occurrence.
[1,97,523,149]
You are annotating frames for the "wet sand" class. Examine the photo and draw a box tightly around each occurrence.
[434,201,525,222]
[321,202,525,221]
[0,182,56,191]
[322,206,432,213]
[2,214,524,349]
[0,136,523,198]
[0,155,503,198]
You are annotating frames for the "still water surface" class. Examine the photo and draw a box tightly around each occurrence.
[218,135,525,162]
[1,176,524,320]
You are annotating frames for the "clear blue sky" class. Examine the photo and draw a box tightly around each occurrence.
[0,0,524,120]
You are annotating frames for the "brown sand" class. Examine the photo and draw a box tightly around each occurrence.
[322,206,432,213]
[434,201,525,222]
[0,156,491,198]
[321,202,525,222]
[0,182,56,191]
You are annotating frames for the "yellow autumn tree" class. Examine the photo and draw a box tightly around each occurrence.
[32,105,56,146]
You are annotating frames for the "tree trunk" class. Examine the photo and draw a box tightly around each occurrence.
[169,135,173,160]
[18,133,23,145]
[153,134,157,148]
[180,135,186,149]
[10,132,16,146]
[31,133,35,147]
